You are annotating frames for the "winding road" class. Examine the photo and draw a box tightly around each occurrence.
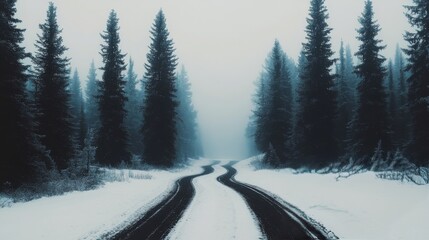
[112,161,219,240]
[112,160,335,240]
[217,161,332,240]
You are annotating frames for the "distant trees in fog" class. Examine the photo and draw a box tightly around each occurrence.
[1,1,201,190]
[248,0,429,172]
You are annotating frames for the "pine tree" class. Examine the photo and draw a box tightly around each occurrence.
[70,69,85,149]
[0,0,49,187]
[124,57,143,155]
[394,46,410,146]
[142,10,178,167]
[85,61,99,132]
[96,10,130,166]
[176,66,201,161]
[395,46,408,109]
[404,0,429,167]
[265,41,293,165]
[251,41,293,166]
[387,60,398,139]
[294,0,337,168]
[345,45,358,102]
[70,69,82,119]
[350,0,391,167]
[253,71,270,153]
[336,41,355,154]
[32,3,74,170]
[78,103,87,150]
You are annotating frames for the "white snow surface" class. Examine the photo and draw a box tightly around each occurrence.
[0,159,210,240]
[167,163,262,240]
[235,156,429,240]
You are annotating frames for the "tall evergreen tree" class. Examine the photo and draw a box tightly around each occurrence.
[336,41,355,153]
[253,71,270,153]
[70,69,85,149]
[251,41,293,166]
[266,42,293,165]
[404,0,429,167]
[70,69,82,119]
[124,57,143,155]
[387,60,397,132]
[78,103,87,150]
[395,45,408,110]
[85,61,99,131]
[96,10,130,166]
[345,44,358,102]
[394,46,410,146]
[350,0,391,167]
[0,0,49,187]
[142,10,178,167]
[294,0,337,168]
[176,67,201,161]
[32,3,74,170]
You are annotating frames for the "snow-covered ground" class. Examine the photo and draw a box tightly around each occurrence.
[235,156,429,240]
[2,156,427,240]
[0,159,210,240]
[167,163,262,240]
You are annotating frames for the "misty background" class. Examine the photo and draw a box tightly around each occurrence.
[16,0,412,159]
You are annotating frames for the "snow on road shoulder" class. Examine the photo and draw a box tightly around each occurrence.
[0,159,210,240]
[167,162,263,240]
[235,156,429,240]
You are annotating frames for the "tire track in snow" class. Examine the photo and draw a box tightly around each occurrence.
[217,161,334,240]
[112,161,219,240]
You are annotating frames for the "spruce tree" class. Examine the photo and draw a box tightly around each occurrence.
[336,41,355,154]
[0,0,48,187]
[96,10,130,166]
[251,41,293,166]
[394,46,407,109]
[176,67,201,161]
[404,0,429,167]
[345,45,358,101]
[394,46,410,146]
[32,3,74,170]
[253,71,269,153]
[70,69,82,119]
[387,60,397,137]
[142,10,178,167]
[78,103,87,150]
[70,69,85,149]
[294,0,337,168]
[265,41,293,165]
[125,57,143,155]
[85,61,99,131]
[351,0,391,167]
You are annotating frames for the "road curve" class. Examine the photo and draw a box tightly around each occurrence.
[217,161,333,240]
[112,161,218,240]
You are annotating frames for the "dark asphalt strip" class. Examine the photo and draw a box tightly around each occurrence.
[112,161,219,240]
[217,161,334,240]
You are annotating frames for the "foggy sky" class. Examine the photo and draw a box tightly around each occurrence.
[16,0,412,159]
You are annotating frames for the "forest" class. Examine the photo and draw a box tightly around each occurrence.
[1,0,429,200]
[247,0,428,181]
[1,1,202,197]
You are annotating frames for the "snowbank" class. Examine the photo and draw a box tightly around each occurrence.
[235,156,429,240]
[0,159,209,240]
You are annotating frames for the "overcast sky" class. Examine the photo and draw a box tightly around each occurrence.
[16,0,413,159]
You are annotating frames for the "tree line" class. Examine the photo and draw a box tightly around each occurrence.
[248,0,429,171]
[1,1,202,189]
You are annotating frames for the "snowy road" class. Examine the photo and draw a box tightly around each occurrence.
[217,162,331,240]
[167,163,263,240]
[113,161,219,240]
[112,160,334,240]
